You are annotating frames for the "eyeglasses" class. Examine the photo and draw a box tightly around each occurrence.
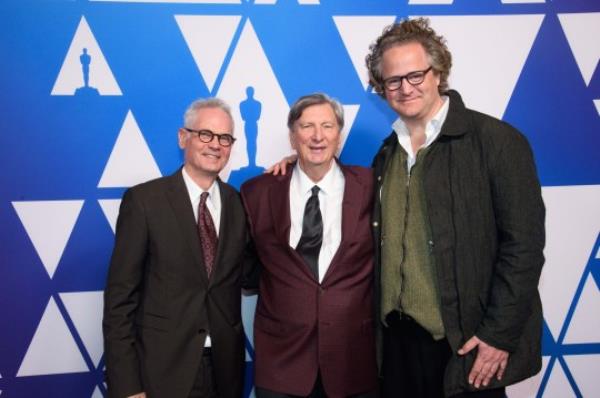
[183,128,236,147]
[383,66,433,91]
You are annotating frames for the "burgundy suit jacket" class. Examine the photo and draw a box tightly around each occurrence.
[241,163,377,398]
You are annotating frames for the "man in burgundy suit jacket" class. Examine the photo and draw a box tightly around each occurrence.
[241,93,378,398]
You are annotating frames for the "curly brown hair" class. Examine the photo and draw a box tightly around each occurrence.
[365,17,452,97]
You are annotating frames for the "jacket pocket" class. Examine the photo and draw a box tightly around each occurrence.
[137,313,171,332]
[255,312,287,337]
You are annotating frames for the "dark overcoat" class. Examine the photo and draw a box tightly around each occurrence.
[372,90,545,397]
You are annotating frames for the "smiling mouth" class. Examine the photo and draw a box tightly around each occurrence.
[399,97,419,103]
[203,153,220,159]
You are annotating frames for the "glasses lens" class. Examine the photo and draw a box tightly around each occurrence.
[385,77,402,91]
[406,72,425,85]
[197,130,214,143]
[218,135,234,147]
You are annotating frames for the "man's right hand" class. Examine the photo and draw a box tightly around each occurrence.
[127,393,146,398]
[264,154,297,175]
[458,335,509,388]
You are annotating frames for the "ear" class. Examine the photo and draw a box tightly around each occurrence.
[289,130,297,151]
[178,128,187,150]
[433,70,441,87]
[334,128,343,156]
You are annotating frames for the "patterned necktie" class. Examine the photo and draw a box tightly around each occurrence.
[296,185,322,280]
[198,192,218,277]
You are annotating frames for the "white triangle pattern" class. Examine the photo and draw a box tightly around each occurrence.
[59,291,105,367]
[423,14,544,119]
[538,185,600,340]
[543,360,577,397]
[558,13,600,86]
[175,15,242,91]
[98,199,122,234]
[563,275,600,344]
[242,294,257,361]
[12,200,84,279]
[91,386,103,398]
[17,298,88,376]
[594,99,600,117]
[507,356,550,397]
[563,354,600,398]
[51,16,122,95]
[216,20,290,182]
[339,105,359,155]
[98,110,162,188]
[333,16,397,90]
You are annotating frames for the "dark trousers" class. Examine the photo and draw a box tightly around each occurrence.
[189,348,218,398]
[255,371,378,398]
[382,313,505,398]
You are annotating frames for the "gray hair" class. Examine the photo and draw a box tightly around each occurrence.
[183,97,234,131]
[287,93,344,131]
[366,17,452,97]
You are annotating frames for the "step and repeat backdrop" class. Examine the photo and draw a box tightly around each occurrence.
[1,0,599,397]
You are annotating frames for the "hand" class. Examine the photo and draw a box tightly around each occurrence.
[127,393,146,398]
[458,335,509,389]
[264,154,297,175]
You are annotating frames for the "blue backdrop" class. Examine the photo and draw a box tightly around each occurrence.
[1,1,599,397]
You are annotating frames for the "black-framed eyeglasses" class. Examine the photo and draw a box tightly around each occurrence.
[183,128,236,147]
[383,66,433,91]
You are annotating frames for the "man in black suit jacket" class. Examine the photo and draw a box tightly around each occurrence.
[103,98,251,398]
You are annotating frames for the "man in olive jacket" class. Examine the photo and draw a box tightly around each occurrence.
[366,18,545,397]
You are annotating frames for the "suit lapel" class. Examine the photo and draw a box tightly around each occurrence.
[340,166,363,242]
[166,169,210,286]
[322,164,363,282]
[268,168,319,279]
[210,179,231,286]
[269,172,292,245]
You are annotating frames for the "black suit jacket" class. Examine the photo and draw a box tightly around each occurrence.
[103,169,250,398]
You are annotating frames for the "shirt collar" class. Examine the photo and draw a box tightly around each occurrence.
[181,167,219,204]
[392,95,450,147]
[293,160,344,196]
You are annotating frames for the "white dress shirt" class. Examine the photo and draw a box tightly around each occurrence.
[289,161,345,283]
[392,95,450,171]
[182,168,221,237]
[181,167,222,347]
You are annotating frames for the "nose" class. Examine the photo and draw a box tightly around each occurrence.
[207,135,221,149]
[311,127,325,141]
[399,79,413,95]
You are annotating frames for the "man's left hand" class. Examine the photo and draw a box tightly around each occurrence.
[458,335,509,389]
